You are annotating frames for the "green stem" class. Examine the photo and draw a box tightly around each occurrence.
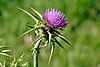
[33,39,41,67]
[34,52,38,67]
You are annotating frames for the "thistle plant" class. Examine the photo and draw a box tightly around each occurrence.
[0,38,11,67]
[0,38,28,67]
[0,38,11,57]
[10,53,29,67]
[17,7,71,67]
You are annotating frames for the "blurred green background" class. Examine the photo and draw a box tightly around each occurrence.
[0,0,100,67]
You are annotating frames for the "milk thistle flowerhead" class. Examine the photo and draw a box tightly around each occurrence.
[43,9,67,29]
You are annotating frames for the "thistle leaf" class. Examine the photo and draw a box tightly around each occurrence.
[27,24,34,28]
[18,53,25,62]
[21,62,29,66]
[29,6,42,20]
[48,41,55,64]
[1,50,11,52]
[30,35,43,47]
[0,45,11,58]
[0,61,6,67]
[3,61,5,67]
[54,38,64,49]
[54,29,62,35]
[34,39,42,49]
[0,46,5,49]
[17,7,39,23]
[47,31,52,45]
[10,53,27,67]
[14,54,16,62]
[19,28,37,37]
[0,63,3,67]
[0,53,12,57]
[19,53,25,59]
[55,33,72,47]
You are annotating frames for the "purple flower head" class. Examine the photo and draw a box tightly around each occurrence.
[43,8,67,29]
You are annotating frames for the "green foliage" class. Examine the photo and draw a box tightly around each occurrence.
[0,39,11,57]
[0,39,28,67]
[10,53,28,67]
[0,0,100,67]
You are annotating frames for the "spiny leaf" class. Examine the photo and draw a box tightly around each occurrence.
[32,39,42,54]
[55,33,72,47]
[30,35,43,47]
[0,63,3,67]
[0,53,12,57]
[1,50,11,52]
[19,28,37,37]
[54,38,64,49]
[29,6,42,20]
[0,62,6,67]
[54,29,62,35]
[13,54,16,63]
[3,61,5,67]
[0,45,10,48]
[19,53,25,59]
[27,24,34,28]
[0,46,6,49]
[10,55,15,67]
[18,53,25,62]
[47,31,52,45]
[21,62,29,66]
[10,53,26,67]
[48,41,55,64]
[17,7,39,23]
[34,39,42,49]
